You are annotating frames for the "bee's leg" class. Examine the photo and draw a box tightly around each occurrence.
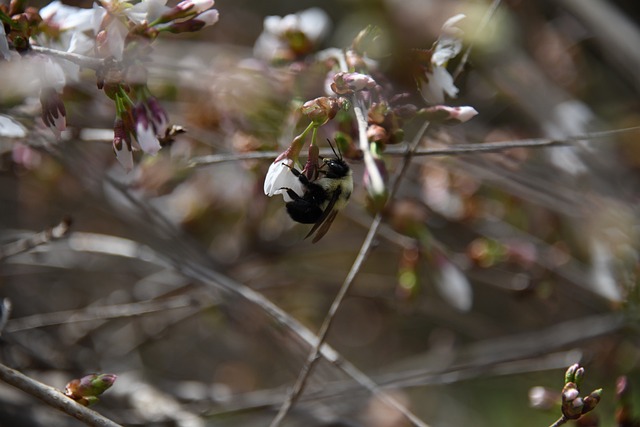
[282,163,312,186]
[279,187,303,201]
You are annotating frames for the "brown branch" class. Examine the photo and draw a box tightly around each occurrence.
[185,126,640,166]
[269,118,434,427]
[0,363,122,427]
[6,295,198,333]
[0,217,72,261]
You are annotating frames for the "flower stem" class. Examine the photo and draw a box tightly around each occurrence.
[549,415,568,427]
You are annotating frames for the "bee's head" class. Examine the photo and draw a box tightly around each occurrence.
[322,157,350,179]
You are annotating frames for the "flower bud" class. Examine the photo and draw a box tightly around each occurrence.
[582,389,602,414]
[565,364,580,385]
[562,383,580,403]
[420,105,478,124]
[330,72,377,95]
[64,373,117,406]
[367,124,387,143]
[301,97,341,126]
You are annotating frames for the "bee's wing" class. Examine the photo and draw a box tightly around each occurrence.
[305,188,341,242]
[311,210,339,243]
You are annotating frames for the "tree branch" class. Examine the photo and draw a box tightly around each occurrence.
[0,217,72,261]
[0,363,122,427]
[30,45,107,70]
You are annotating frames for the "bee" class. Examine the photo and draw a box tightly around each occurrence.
[279,144,353,243]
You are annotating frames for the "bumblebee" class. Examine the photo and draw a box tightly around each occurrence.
[280,155,353,243]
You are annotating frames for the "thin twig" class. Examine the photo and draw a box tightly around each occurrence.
[0,362,122,427]
[268,215,385,427]
[185,126,640,166]
[549,415,568,427]
[30,45,107,70]
[452,0,503,80]
[5,295,199,333]
[0,217,72,261]
[269,101,434,427]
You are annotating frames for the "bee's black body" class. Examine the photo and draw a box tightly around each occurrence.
[280,157,353,242]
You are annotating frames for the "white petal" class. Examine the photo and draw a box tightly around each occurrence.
[106,19,128,60]
[453,106,478,123]
[442,14,466,31]
[435,66,458,101]
[431,37,463,66]
[40,58,67,91]
[264,158,304,202]
[590,240,623,302]
[435,259,473,311]
[0,114,27,138]
[125,0,169,24]
[190,0,214,13]
[115,143,134,172]
[263,15,283,34]
[196,9,219,27]
[136,123,162,155]
[297,8,330,43]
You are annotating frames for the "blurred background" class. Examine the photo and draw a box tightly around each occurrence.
[2,0,640,426]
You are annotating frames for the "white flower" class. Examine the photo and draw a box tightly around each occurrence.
[0,114,27,138]
[264,158,304,202]
[103,18,129,61]
[38,1,106,54]
[136,121,162,155]
[254,8,330,60]
[124,0,169,25]
[420,14,466,104]
[40,1,105,33]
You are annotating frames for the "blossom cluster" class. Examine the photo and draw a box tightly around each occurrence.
[262,11,478,211]
[0,0,219,170]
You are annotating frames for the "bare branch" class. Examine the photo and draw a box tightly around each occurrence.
[30,45,106,70]
[269,96,434,427]
[0,363,122,427]
[185,126,640,167]
[6,295,200,332]
[0,217,72,261]
[549,415,569,427]
[453,0,503,80]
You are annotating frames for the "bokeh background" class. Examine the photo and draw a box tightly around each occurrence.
[2,0,640,426]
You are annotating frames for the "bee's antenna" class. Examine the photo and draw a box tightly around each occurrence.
[326,138,342,159]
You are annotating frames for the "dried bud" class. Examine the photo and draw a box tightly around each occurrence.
[331,72,376,95]
[9,0,26,15]
[301,96,342,126]
[368,102,388,125]
[367,124,387,143]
